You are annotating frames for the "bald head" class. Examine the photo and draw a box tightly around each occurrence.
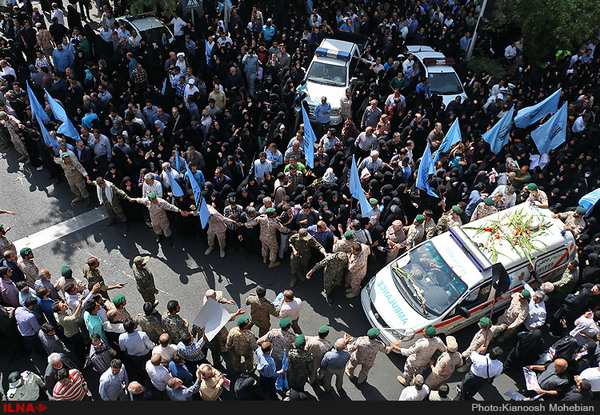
[554,358,568,372]
[334,338,346,352]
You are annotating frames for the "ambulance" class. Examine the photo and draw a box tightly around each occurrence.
[361,204,576,349]
[298,33,367,125]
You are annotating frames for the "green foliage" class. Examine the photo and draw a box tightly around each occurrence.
[468,55,509,83]
[492,0,600,64]
[129,0,178,18]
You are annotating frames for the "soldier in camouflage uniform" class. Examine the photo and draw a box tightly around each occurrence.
[0,111,28,162]
[135,301,164,343]
[243,207,290,268]
[93,178,129,226]
[436,205,462,235]
[289,228,326,287]
[457,317,505,373]
[423,210,437,240]
[346,242,371,299]
[225,316,257,373]
[287,334,314,392]
[345,328,403,384]
[553,206,587,239]
[305,325,333,384]
[162,300,190,345]
[396,325,446,386]
[245,285,278,337]
[17,247,38,288]
[257,317,297,369]
[333,230,355,253]
[83,257,110,299]
[526,183,548,208]
[0,225,16,256]
[470,198,497,222]
[306,251,348,303]
[132,256,158,304]
[128,192,187,243]
[400,214,425,249]
[54,152,91,206]
[425,335,463,390]
[205,204,238,258]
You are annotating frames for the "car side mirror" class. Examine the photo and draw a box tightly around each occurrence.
[456,306,470,319]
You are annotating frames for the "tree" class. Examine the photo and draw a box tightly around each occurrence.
[129,0,178,18]
[492,0,600,64]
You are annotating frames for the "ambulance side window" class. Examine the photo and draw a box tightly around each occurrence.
[463,281,492,309]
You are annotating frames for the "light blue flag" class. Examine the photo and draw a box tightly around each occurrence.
[514,88,561,128]
[349,155,375,217]
[27,81,50,123]
[36,117,57,148]
[174,150,181,172]
[530,102,567,155]
[165,168,183,197]
[301,104,316,168]
[416,143,439,198]
[482,106,514,154]
[433,118,461,164]
[185,161,210,228]
[275,349,289,391]
[44,89,79,140]
[579,188,600,217]
[162,78,167,95]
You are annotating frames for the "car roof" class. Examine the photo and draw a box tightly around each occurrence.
[117,16,166,31]
[320,38,357,54]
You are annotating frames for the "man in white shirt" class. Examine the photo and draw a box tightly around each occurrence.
[504,42,517,62]
[398,374,429,401]
[50,3,65,26]
[577,363,600,392]
[402,54,414,74]
[145,353,172,400]
[170,12,186,39]
[142,173,163,198]
[457,346,504,400]
[518,272,546,331]
[277,290,302,335]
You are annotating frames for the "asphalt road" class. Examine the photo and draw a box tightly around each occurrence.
[0,140,532,401]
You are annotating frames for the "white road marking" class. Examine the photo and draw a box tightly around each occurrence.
[13,207,108,251]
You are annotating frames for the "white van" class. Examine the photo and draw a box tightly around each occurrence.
[298,34,366,125]
[361,204,576,349]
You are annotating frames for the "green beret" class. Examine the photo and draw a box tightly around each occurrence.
[415,214,424,224]
[19,247,32,256]
[61,152,70,159]
[369,198,378,206]
[112,295,126,306]
[479,317,490,329]
[279,318,292,329]
[318,325,330,335]
[576,206,586,215]
[484,197,494,206]
[344,230,355,239]
[265,207,276,215]
[424,325,436,337]
[521,289,531,300]
[367,328,380,339]
[61,265,72,277]
[237,316,250,326]
[452,205,461,214]
[294,334,306,348]
[527,183,538,191]
[147,192,157,199]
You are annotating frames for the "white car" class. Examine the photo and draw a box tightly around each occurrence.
[400,45,467,108]
[115,15,174,46]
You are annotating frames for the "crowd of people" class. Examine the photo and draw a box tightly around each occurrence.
[0,0,599,403]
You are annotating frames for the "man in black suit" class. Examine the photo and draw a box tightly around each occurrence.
[74,139,94,177]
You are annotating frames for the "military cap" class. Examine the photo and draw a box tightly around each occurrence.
[452,205,461,214]
[318,325,330,334]
[527,183,538,191]
[237,315,250,326]
[424,325,436,337]
[479,317,490,329]
[279,318,292,329]
[61,265,72,277]
[344,230,355,239]
[112,295,126,306]
[147,192,157,199]
[415,214,425,224]
[294,334,306,348]
[367,328,380,339]
[484,197,494,206]
[19,247,32,256]
[576,206,586,215]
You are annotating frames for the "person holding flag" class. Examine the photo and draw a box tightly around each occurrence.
[126,192,188,244]
[301,102,316,169]
[348,155,375,218]
[530,102,568,156]
[514,88,561,128]
[482,106,514,154]
[433,118,461,164]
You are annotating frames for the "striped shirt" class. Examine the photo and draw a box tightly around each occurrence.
[52,369,88,401]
